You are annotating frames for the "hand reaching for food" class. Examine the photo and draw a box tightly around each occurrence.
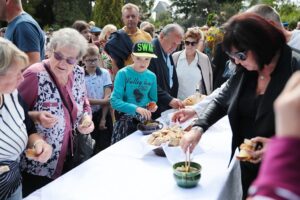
[136,107,152,121]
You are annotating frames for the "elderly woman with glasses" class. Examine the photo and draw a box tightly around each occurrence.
[175,12,300,198]
[18,28,94,197]
[172,27,213,101]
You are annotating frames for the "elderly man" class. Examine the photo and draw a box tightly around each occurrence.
[105,3,152,71]
[0,0,45,65]
[148,24,184,119]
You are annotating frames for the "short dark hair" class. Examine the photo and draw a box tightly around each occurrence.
[72,20,89,33]
[223,12,285,69]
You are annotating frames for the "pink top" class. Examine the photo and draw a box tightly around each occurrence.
[249,137,300,199]
[19,60,91,178]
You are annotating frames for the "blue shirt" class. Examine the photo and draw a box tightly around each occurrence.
[85,68,112,113]
[111,66,157,115]
[5,12,45,60]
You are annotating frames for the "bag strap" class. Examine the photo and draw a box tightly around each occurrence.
[43,62,76,155]
[43,63,74,127]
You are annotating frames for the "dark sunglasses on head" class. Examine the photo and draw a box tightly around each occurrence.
[184,41,197,46]
[53,51,77,65]
[226,51,247,61]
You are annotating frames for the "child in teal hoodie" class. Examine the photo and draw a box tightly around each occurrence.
[111,41,158,144]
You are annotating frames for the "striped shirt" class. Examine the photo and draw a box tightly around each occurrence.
[0,90,35,161]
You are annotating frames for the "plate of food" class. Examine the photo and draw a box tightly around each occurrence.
[146,125,184,156]
[182,94,206,106]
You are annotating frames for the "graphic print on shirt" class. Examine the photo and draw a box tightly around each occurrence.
[126,77,153,104]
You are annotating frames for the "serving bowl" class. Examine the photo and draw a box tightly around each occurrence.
[137,121,163,135]
[172,161,201,188]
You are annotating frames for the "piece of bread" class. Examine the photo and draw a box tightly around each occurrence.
[25,148,38,159]
[236,139,255,161]
[183,95,197,106]
[81,117,92,127]
[183,94,206,106]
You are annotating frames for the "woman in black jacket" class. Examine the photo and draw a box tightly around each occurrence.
[179,12,300,198]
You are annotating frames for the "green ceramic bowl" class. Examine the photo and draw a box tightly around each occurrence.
[172,161,201,188]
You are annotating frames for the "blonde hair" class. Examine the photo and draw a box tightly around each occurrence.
[0,37,28,74]
[99,24,117,41]
[83,44,100,60]
[122,3,139,13]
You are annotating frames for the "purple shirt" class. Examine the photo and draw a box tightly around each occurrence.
[249,137,300,199]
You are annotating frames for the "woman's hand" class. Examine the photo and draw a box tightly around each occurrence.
[169,98,184,109]
[30,111,58,128]
[180,127,203,153]
[172,108,197,123]
[247,137,270,164]
[136,107,152,121]
[78,114,94,134]
[31,140,53,163]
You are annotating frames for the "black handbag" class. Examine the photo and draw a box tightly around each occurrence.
[44,63,94,169]
[70,131,94,167]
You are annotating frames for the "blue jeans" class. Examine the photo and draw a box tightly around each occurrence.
[6,185,22,200]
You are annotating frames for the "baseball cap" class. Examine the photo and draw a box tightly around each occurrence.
[132,41,157,58]
[90,26,102,33]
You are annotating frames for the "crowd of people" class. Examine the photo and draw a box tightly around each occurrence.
[0,0,300,199]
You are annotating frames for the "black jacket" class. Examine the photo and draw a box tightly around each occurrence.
[148,38,179,119]
[193,45,300,161]
[104,30,133,69]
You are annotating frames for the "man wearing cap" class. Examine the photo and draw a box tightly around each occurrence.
[104,3,152,71]
[90,26,102,47]
[148,23,185,119]
[0,0,45,65]
[110,41,157,144]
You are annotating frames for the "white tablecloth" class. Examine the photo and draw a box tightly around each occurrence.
[24,116,242,200]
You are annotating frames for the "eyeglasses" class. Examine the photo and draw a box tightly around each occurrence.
[53,51,77,65]
[226,51,247,61]
[85,58,99,64]
[184,41,197,46]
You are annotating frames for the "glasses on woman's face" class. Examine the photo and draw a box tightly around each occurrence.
[184,40,197,46]
[53,51,77,65]
[226,51,247,61]
[85,58,99,64]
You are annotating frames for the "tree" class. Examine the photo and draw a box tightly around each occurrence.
[92,0,123,28]
[170,0,242,29]
[53,0,92,27]
[279,3,300,29]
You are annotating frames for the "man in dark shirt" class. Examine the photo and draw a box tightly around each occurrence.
[148,24,184,119]
[0,0,45,65]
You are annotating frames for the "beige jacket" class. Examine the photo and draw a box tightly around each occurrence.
[172,49,213,94]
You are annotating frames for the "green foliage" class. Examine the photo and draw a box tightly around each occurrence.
[92,0,123,28]
[171,0,198,19]
[22,0,41,15]
[279,3,300,29]
[170,0,242,29]
[53,0,92,27]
